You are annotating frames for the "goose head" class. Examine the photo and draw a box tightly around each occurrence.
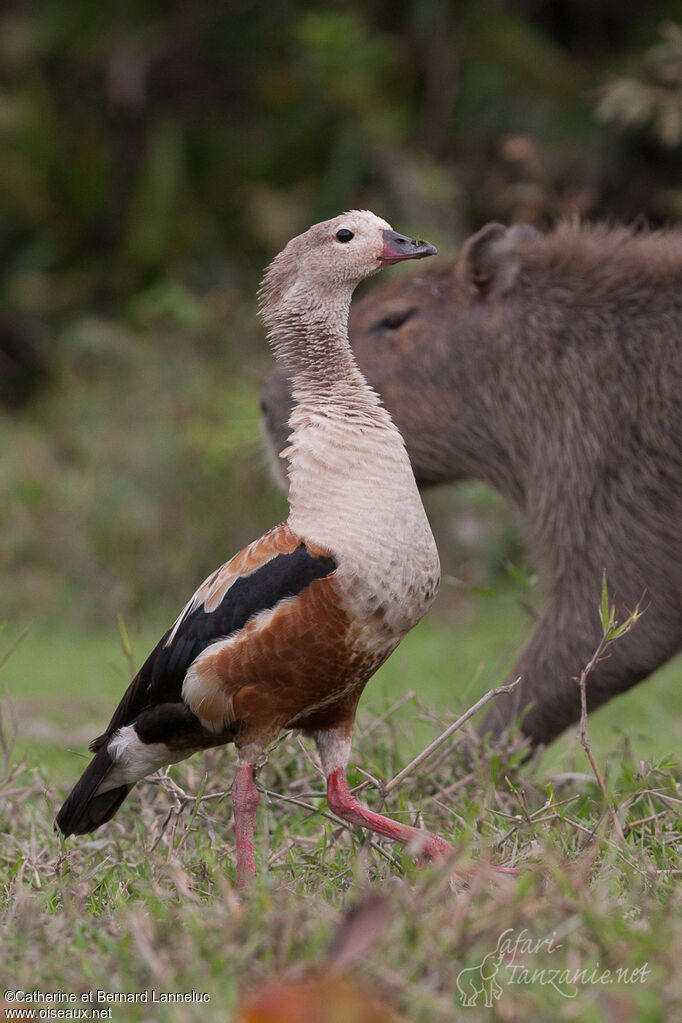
[260,210,437,332]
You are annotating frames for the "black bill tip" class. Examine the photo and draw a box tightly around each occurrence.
[379,229,437,265]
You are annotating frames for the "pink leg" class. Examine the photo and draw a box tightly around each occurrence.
[326,767,453,862]
[232,764,259,888]
[316,731,518,880]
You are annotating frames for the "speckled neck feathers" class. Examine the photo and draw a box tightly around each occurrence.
[258,220,440,646]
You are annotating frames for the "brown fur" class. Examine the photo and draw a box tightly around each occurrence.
[261,221,682,746]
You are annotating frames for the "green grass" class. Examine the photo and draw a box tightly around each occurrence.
[0,603,681,1020]
[2,593,680,785]
[0,697,680,1022]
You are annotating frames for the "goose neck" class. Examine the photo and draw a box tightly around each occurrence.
[267,303,370,400]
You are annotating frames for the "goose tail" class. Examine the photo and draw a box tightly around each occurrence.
[55,745,131,837]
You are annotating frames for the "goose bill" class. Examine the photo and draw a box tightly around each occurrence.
[379,230,437,265]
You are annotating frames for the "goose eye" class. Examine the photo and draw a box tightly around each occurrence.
[336,229,354,243]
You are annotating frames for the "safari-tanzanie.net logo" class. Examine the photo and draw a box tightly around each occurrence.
[456,927,650,1008]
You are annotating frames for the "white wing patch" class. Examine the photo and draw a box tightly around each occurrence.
[98,725,199,793]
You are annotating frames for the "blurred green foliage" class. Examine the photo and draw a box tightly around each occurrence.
[596,20,682,150]
[0,0,680,626]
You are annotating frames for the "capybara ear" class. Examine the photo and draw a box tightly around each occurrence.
[458,222,538,298]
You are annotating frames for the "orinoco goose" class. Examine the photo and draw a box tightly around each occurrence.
[56,211,458,885]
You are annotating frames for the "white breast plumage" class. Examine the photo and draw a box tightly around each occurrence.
[286,405,440,645]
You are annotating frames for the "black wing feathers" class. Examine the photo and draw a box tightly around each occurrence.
[91,544,336,750]
[173,545,337,662]
[55,744,131,836]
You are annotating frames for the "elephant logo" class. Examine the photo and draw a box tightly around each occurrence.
[456,951,504,1007]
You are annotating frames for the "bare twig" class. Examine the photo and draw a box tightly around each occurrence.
[381,677,522,798]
